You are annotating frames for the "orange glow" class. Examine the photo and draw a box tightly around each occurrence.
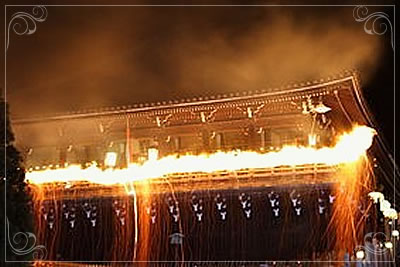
[330,155,375,260]
[25,125,376,190]
[28,125,377,262]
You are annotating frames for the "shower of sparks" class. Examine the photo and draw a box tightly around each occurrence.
[27,125,378,262]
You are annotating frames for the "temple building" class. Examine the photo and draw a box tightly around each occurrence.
[12,72,397,262]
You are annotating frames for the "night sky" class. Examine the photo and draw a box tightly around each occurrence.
[1,1,396,158]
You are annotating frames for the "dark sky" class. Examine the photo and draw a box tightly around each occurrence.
[1,1,396,153]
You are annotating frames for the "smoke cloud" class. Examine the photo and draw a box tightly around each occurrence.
[5,6,383,118]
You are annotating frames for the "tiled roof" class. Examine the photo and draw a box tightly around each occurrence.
[13,70,360,124]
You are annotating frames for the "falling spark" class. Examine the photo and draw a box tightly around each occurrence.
[28,125,378,262]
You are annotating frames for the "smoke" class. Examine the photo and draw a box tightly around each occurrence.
[171,11,381,91]
[5,6,382,118]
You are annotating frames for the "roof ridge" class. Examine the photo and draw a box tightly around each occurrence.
[12,70,358,123]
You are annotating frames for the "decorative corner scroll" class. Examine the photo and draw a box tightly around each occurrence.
[6,217,47,260]
[353,6,394,50]
[354,232,390,258]
[6,6,48,51]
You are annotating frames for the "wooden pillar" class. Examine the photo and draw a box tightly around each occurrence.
[174,136,181,152]
[216,133,223,149]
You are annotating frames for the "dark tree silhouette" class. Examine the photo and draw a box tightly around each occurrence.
[1,98,34,265]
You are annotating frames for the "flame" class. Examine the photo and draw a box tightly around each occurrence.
[27,125,377,262]
[25,125,376,187]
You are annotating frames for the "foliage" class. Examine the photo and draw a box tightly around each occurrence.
[0,99,34,265]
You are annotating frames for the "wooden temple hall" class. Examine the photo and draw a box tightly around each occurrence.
[12,72,397,262]
[15,73,373,168]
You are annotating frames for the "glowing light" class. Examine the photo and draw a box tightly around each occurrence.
[313,102,331,114]
[368,192,384,203]
[380,200,391,212]
[356,250,365,259]
[308,134,317,146]
[105,152,117,167]
[383,208,398,220]
[368,191,398,219]
[147,148,159,162]
[26,125,376,187]
[384,242,393,249]
[392,230,399,237]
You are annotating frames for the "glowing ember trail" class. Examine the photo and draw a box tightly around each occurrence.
[25,125,376,188]
[27,125,377,262]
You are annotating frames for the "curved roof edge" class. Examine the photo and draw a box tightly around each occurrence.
[14,71,358,124]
